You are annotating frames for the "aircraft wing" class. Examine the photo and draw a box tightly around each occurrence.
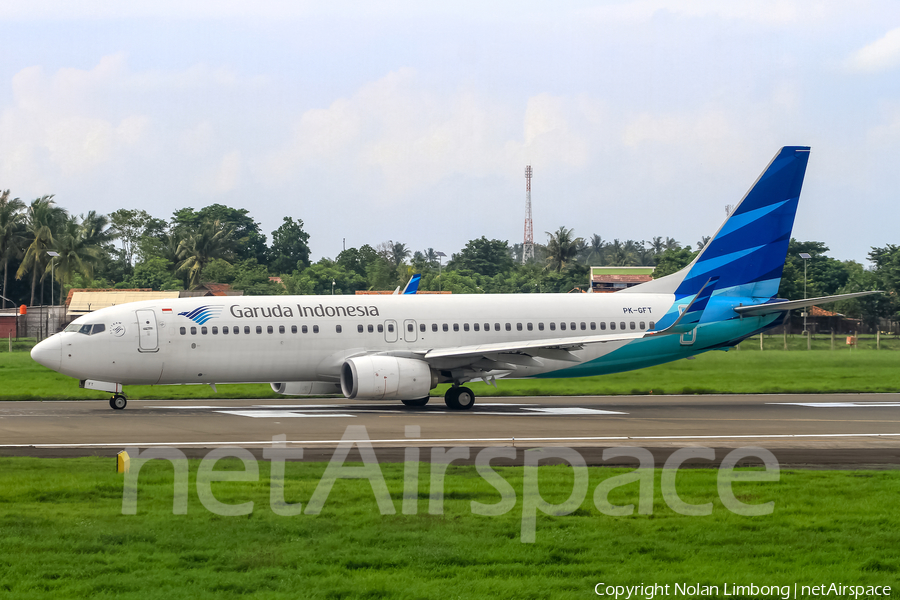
[733,291,882,316]
[420,331,647,362]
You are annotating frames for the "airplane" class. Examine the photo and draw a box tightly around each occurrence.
[31,146,880,411]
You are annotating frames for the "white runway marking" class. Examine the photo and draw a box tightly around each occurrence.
[4,433,900,448]
[214,410,355,418]
[769,402,900,408]
[522,407,627,415]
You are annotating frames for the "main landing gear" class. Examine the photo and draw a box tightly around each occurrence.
[109,395,127,410]
[444,386,475,410]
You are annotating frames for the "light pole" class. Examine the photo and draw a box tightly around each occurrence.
[799,252,811,335]
[435,251,446,291]
[331,279,335,295]
[46,251,59,306]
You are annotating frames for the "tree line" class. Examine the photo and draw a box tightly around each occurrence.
[0,190,897,327]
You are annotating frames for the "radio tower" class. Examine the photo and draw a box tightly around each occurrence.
[523,165,534,263]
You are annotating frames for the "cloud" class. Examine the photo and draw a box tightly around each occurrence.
[845,27,900,73]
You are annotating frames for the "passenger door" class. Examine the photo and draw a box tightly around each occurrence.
[136,309,159,352]
[403,319,417,342]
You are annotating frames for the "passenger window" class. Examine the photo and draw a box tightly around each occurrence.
[474,323,480,331]
[580,322,586,331]
[571,322,576,330]
[267,326,274,334]
[432,324,438,332]
[201,326,208,335]
[279,325,285,334]
[291,325,297,334]
[639,322,646,330]
[420,324,426,332]
[212,326,218,335]
[505,323,511,331]
[408,323,414,332]
[610,322,616,330]
[302,325,308,334]
[464,323,469,332]
[180,327,186,335]
[527,323,533,331]
[358,324,364,333]
[368,324,374,333]
[484,323,490,331]
[222,326,228,335]
[244,326,250,334]
[560,322,566,331]
[233,326,239,334]
[378,324,384,333]
[453,324,459,332]
[442,324,448,332]
[256,326,262,334]
[516,323,522,331]
[649,321,655,330]
[538,323,544,331]
[600,322,606,330]
[313,325,319,334]
[336,325,342,333]
[494,323,500,331]
[590,322,596,331]
[630,322,636,330]
[387,323,394,333]
[191,327,197,335]
[620,322,626,330]
[550,323,556,331]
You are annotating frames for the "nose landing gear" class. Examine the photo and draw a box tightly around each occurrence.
[109,395,127,410]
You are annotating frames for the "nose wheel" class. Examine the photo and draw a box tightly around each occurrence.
[109,395,127,410]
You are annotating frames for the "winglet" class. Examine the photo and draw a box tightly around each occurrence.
[402,274,421,295]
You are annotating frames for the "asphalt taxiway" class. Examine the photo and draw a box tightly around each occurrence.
[2,394,899,467]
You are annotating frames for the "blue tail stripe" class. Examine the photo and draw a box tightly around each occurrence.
[675,146,809,299]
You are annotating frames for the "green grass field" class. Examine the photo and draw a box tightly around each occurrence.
[2,336,898,400]
[0,458,897,599]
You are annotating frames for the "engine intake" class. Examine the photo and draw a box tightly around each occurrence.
[340,356,437,400]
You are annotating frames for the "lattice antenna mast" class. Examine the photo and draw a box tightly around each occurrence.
[523,165,534,263]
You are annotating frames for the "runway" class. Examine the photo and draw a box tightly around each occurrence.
[2,393,900,467]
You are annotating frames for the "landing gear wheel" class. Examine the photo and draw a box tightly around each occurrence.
[401,397,430,407]
[455,387,475,410]
[110,395,127,410]
[444,387,475,410]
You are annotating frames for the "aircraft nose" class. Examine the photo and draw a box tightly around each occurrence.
[31,335,62,372]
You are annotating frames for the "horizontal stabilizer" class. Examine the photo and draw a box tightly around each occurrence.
[733,291,883,316]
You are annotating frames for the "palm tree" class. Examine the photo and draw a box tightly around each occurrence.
[665,237,680,251]
[50,215,106,289]
[545,226,583,272]
[0,191,26,308]
[391,242,411,267]
[176,220,235,289]
[696,236,711,251]
[16,196,67,306]
[423,247,439,267]
[608,239,637,266]
[649,236,666,257]
[585,234,606,265]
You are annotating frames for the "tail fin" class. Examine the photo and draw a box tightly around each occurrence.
[627,146,810,300]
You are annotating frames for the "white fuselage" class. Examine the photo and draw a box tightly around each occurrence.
[38,292,682,387]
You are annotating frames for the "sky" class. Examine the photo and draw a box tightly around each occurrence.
[1,1,899,266]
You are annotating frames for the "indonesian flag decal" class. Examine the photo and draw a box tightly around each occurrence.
[162,308,173,313]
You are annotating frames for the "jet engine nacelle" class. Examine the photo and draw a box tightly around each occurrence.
[340,356,437,400]
[270,382,342,395]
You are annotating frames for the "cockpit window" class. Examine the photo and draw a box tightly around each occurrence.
[67,323,106,335]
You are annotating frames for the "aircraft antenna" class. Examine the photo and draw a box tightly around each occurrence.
[523,165,534,263]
